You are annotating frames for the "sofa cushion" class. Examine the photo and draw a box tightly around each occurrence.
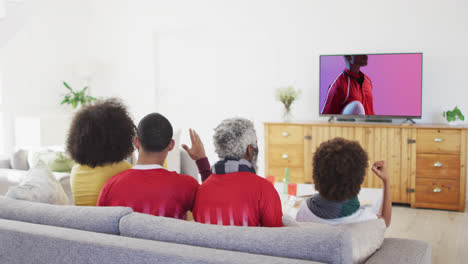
[10,149,29,170]
[0,169,25,195]
[0,196,132,235]
[0,219,318,264]
[0,154,12,169]
[28,149,74,172]
[6,167,70,205]
[120,212,352,264]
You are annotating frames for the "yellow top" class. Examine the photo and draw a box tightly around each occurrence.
[70,161,132,206]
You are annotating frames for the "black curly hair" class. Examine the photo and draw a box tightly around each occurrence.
[66,98,136,168]
[313,137,368,202]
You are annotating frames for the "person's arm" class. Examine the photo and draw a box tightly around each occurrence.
[96,185,108,206]
[195,158,211,182]
[371,160,392,227]
[321,76,346,114]
[182,129,212,182]
[259,182,284,227]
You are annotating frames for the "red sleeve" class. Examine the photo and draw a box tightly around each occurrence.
[196,157,212,182]
[96,184,108,206]
[259,182,284,227]
[185,177,200,212]
[321,77,346,115]
[367,101,375,115]
[365,77,375,115]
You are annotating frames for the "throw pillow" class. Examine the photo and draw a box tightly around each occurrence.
[5,166,70,205]
[28,149,74,172]
[27,149,54,169]
[48,152,74,172]
[10,149,29,170]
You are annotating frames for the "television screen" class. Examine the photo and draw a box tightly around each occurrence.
[319,53,422,118]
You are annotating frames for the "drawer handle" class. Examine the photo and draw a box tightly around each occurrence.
[433,187,442,193]
[434,137,443,142]
[433,161,443,167]
[282,132,289,137]
[282,153,289,159]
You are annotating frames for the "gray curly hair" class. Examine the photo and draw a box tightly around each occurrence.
[213,118,257,160]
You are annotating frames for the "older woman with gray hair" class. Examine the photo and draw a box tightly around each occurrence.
[193,118,283,227]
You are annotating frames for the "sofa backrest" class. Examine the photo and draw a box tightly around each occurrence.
[0,196,132,235]
[0,218,319,264]
[119,212,353,264]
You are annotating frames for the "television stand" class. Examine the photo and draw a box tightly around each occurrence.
[364,118,392,123]
[402,118,416,124]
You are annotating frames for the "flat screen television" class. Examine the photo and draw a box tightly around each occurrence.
[319,53,422,121]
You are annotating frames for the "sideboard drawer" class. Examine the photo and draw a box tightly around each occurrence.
[416,154,460,180]
[268,167,306,183]
[417,129,460,154]
[269,125,304,145]
[269,146,304,167]
[416,178,459,205]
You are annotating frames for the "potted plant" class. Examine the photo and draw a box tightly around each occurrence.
[443,106,465,125]
[276,86,301,122]
[60,81,96,109]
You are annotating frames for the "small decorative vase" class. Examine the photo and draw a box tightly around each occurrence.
[282,108,292,123]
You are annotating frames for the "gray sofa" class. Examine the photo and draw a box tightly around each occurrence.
[0,197,430,264]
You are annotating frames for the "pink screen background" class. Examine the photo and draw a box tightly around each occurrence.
[319,54,422,117]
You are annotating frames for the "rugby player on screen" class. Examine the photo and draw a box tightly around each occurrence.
[321,55,375,115]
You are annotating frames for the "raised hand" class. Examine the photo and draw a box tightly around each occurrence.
[182,129,206,161]
[371,160,389,183]
[372,160,392,227]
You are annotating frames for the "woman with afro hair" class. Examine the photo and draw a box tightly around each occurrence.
[67,98,136,206]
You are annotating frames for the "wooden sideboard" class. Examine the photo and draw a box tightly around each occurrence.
[264,122,467,211]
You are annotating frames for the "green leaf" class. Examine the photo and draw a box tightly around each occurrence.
[63,81,73,92]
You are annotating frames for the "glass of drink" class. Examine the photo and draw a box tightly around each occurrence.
[266,175,275,185]
[287,183,297,196]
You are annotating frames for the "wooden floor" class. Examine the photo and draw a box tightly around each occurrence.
[386,205,468,264]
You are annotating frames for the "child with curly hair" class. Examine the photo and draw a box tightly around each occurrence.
[296,137,392,227]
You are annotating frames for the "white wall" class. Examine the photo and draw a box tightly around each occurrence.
[87,0,157,122]
[87,0,468,173]
[87,0,468,202]
[0,0,90,153]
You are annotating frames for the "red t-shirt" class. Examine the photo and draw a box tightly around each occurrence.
[97,168,199,219]
[321,68,374,115]
[193,172,283,227]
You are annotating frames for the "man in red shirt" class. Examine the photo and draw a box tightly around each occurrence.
[97,113,210,220]
[321,55,375,116]
[193,118,283,227]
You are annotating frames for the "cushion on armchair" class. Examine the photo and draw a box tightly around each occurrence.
[10,149,29,170]
[6,166,70,205]
[28,149,74,172]
[0,155,11,169]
